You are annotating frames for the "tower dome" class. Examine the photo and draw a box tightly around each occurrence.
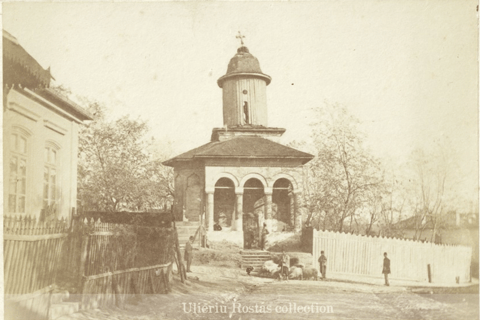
[217,46,271,88]
[217,46,271,127]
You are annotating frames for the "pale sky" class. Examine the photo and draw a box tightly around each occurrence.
[3,1,478,203]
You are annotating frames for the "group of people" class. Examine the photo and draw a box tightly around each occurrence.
[185,229,392,287]
[316,251,391,286]
[277,250,327,281]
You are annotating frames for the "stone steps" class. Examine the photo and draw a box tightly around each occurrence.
[241,250,273,269]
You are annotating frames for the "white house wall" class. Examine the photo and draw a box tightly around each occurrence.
[3,88,80,221]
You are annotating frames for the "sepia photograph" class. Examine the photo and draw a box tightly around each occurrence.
[2,1,479,319]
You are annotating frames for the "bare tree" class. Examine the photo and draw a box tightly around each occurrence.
[408,145,453,242]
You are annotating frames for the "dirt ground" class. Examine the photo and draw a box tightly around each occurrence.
[57,265,479,320]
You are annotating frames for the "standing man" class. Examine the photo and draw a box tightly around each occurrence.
[382,252,390,286]
[260,223,269,251]
[244,213,255,249]
[318,250,327,280]
[280,250,290,280]
[185,236,194,273]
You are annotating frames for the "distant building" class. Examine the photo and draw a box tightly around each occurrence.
[394,212,479,269]
[164,42,314,248]
[3,30,92,222]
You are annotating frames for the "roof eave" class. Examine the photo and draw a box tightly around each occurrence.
[217,72,272,88]
[36,88,93,121]
[195,154,314,164]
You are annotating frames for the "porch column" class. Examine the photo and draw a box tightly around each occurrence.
[206,187,214,232]
[289,193,295,227]
[264,187,273,232]
[235,189,244,232]
[231,203,236,231]
[293,190,303,233]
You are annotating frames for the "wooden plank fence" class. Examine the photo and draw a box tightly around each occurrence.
[312,229,472,284]
[4,215,68,320]
[75,218,176,309]
[4,213,177,315]
[4,215,68,295]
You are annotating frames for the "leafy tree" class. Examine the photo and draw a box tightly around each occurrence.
[77,101,173,212]
[304,103,383,232]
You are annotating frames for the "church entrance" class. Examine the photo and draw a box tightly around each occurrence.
[273,178,294,231]
[243,178,265,249]
[214,178,236,230]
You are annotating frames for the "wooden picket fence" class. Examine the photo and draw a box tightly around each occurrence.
[312,229,472,284]
[4,213,178,314]
[4,215,68,295]
[73,218,176,309]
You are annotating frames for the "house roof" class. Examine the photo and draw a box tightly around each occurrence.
[3,30,53,88]
[3,30,93,122]
[163,135,314,166]
[35,88,93,121]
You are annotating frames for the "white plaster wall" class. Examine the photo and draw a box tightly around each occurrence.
[3,88,80,221]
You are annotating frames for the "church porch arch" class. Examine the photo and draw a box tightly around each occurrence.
[272,178,294,231]
[242,178,265,249]
[269,173,298,190]
[239,173,268,189]
[212,172,239,189]
[214,177,236,230]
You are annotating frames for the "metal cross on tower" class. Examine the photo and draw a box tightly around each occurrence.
[236,31,245,46]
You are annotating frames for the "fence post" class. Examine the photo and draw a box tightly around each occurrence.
[79,223,90,292]
[427,264,432,283]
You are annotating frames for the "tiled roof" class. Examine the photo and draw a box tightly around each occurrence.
[163,136,314,166]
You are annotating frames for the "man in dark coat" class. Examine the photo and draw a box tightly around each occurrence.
[185,236,194,273]
[260,223,269,250]
[280,250,290,280]
[318,250,327,280]
[382,252,390,286]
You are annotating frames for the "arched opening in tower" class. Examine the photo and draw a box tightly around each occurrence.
[243,101,249,124]
[243,178,265,249]
[214,178,235,229]
[273,178,294,231]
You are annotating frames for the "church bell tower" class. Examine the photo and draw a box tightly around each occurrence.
[211,32,285,142]
[217,45,271,127]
